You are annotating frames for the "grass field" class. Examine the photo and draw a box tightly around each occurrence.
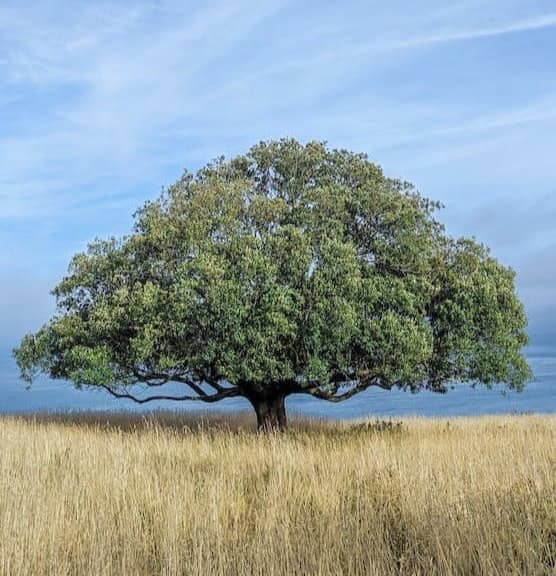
[0,412,554,575]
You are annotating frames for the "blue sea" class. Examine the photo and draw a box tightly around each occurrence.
[1,347,554,419]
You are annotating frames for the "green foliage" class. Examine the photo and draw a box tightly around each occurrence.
[14,139,532,410]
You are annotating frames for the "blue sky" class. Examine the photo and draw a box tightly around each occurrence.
[1,0,555,354]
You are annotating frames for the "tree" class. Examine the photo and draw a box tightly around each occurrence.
[14,139,532,430]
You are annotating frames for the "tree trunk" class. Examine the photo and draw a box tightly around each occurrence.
[250,394,287,432]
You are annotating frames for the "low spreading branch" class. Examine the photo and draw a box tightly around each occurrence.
[300,374,393,402]
[99,384,242,404]
[131,368,231,397]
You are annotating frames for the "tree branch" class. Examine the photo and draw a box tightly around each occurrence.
[99,384,242,404]
[131,368,222,397]
[299,375,392,402]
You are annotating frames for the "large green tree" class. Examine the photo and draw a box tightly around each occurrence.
[14,140,531,430]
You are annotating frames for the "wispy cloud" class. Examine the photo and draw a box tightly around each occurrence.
[0,2,554,218]
[391,12,556,49]
[0,0,292,219]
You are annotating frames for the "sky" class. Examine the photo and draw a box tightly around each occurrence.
[1,0,555,357]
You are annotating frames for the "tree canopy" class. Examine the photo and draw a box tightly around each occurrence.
[14,139,532,429]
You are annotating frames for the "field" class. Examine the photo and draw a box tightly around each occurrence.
[0,412,554,575]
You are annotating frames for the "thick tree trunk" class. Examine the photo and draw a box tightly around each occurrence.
[250,394,287,432]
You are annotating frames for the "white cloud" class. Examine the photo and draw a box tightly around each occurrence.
[0,0,292,218]
[1,0,556,222]
[390,12,556,49]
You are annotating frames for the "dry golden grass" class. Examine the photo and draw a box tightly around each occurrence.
[0,411,554,575]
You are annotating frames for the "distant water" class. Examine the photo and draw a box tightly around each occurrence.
[1,348,554,419]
